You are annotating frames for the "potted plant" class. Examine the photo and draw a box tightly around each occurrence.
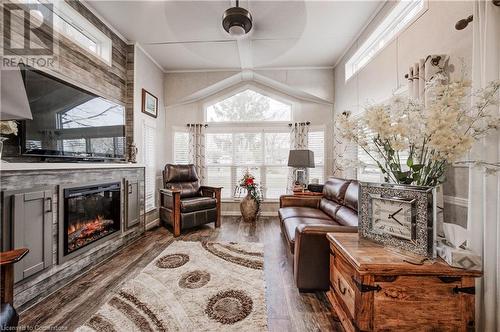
[236,169,263,223]
[338,77,500,187]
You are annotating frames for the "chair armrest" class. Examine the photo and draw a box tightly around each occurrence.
[0,248,29,266]
[200,186,222,198]
[160,188,181,196]
[293,224,357,291]
[160,188,181,210]
[279,195,321,209]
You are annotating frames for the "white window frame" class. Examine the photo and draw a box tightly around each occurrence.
[203,84,294,124]
[143,119,156,212]
[36,0,113,65]
[204,124,291,202]
[345,0,428,82]
[308,126,327,183]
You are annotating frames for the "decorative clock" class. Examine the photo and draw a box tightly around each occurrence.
[359,182,436,258]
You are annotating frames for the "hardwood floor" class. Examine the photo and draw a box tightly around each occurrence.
[19,216,342,331]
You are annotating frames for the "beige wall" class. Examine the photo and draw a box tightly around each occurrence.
[133,45,168,225]
[333,0,473,226]
[164,68,334,214]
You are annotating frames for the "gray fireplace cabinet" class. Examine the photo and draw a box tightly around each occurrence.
[1,187,54,283]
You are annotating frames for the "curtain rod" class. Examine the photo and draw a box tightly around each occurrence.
[288,122,311,127]
[186,123,208,127]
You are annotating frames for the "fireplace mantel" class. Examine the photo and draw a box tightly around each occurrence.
[0,162,145,172]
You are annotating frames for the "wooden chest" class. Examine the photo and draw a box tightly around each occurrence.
[326,233,482,332]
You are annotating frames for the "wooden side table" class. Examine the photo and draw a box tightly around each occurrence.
[292,190,323,197]
[326,233,482,332]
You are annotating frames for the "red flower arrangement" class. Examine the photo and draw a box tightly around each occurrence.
[235,169,263,204]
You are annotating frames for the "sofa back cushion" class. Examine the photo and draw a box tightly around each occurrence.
[163,164,200,198]
[344,181,359,211]
[319,198,341,220]
[322,177,351,203]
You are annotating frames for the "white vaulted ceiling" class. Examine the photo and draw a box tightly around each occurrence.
[85,0,382,72]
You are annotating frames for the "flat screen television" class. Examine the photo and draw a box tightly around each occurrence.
[20,66,126,160]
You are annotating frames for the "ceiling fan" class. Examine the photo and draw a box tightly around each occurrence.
[143,1,297,46]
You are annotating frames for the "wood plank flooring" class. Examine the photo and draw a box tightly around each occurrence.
[19,216,342,331]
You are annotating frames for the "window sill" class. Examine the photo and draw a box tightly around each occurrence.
[221,198,279,204]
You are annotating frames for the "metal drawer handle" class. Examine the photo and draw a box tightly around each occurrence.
[45,197,52,213]
[338,278,347,295]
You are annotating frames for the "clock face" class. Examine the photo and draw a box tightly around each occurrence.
[371,197,414,241]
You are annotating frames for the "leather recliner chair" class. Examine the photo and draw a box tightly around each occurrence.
[159,164,222,237]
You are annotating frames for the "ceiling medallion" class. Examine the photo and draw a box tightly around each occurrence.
[222,0,252,38]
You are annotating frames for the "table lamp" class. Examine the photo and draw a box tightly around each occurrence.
[287,149,315,188]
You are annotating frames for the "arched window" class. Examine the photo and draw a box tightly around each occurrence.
[206,89,292,122]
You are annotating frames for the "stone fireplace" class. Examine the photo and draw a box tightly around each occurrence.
[60,182,121,263]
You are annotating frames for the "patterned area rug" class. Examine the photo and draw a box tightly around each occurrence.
[76,241,267,332]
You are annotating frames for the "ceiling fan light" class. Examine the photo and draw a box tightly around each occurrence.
[228,25,246,37]
[222,6,252,37]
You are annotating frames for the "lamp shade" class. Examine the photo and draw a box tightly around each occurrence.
[1,68,33,120]
[287,149,315,168]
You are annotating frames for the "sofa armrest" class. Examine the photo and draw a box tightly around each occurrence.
[279,195,321,209]
[293,224,357,291]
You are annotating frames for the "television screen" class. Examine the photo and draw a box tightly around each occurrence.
[21,66,126,160]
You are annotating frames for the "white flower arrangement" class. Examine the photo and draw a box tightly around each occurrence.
[338,76,500,186]
[0,121,18,136]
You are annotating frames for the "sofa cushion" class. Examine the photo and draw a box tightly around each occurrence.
[335,206,358,227]
[282,217,336,253]
[279,207,332,221]
[180,196,216,213]
[319,198,342,220]
[322,177,351,203]
[344,181,359,211]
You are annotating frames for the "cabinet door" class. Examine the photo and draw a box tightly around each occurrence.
[12,189,53,282]
[125,179,140,229]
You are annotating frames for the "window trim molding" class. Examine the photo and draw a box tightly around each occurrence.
[345,0,429,82]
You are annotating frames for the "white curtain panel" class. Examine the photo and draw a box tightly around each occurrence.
[468,2,500,331]
[287,122,310,192]
[407,54,450,105]
[188,124,206,183]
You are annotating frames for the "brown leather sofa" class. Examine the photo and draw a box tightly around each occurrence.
[279,177,359,291]
[160,164,221,237]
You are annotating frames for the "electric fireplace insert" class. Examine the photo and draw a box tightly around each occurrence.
[61,182,121,260]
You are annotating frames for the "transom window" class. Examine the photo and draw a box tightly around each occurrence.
[345,0,427,81]
[206,89,292,122]
[34,0,113,65]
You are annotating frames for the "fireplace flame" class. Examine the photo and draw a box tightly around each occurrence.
[67,215,116,253]
[67,215,108,235]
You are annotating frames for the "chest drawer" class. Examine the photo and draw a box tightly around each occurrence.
[330,244,357,319]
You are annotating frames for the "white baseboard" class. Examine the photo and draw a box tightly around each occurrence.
[222,211,278,217]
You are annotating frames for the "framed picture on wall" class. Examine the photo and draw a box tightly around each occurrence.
[141,89,158,118]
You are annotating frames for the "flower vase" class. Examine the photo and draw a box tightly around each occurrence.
[240,193,259,223]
